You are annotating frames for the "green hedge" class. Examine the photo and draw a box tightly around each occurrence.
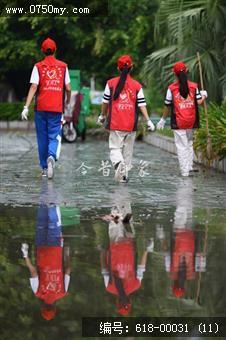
[0,103,34,120]
[194,102,226,162]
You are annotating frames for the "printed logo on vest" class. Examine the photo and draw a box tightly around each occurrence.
[118,89,133,110]
[174,92,195,110]
[42,66,63,91]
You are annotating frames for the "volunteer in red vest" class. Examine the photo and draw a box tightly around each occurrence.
[98,55,155,183]
[21,38,71,179]
[156,61,207,177]
[21,203,71,321]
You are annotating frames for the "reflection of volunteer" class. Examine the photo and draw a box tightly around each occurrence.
[21,204,71,321]
[99,195,154,316]
[156,61,207,177]
[162,179,206,298]
[99,55,155,183]
[21,38,71,179]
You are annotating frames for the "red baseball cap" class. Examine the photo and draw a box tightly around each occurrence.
[116,302,132,316]
[173,61,187,75]
[117,55,133,70]
[41,306,57,320]
[172,286,185,298]
[41,38,57,53]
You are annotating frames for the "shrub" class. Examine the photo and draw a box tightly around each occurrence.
[194,102,226,162]
[0,103,34,120]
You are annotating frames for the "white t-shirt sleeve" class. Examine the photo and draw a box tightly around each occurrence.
[165,88,172,105]
[29,277,39,293]
[64,274,70,292]
[65,67,70,85]
[102,83,111,103]
[137,88,146,107]
[30,66,39,85]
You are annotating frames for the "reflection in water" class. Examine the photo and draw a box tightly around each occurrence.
[21,182,71,321]
[158,179,206,301]
[0,172,225,339]
[95,188,154,315]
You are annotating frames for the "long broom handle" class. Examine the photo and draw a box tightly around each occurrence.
[197,52,210,134]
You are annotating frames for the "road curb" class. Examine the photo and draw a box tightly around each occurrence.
[0,121,35,130]
[144,133,226,173]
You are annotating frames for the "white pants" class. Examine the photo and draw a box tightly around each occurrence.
[173,129,194,176]
[109,130,136,170]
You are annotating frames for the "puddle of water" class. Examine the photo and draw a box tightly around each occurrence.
[1,134,226,338]
[0,183,226,339]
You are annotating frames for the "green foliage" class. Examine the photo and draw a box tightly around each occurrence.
[143,80,163,112]
[156,128,174,138]
[143,0,226,102]
[0,102,34,120]
[194,102,226,161]
[0,0,159,99]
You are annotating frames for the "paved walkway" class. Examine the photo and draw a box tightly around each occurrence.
[0,132,225,209]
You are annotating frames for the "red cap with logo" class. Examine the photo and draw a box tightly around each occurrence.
[41,306,57,320]
[173,61,187,75]
[117,55,133,70]
[41,38,57,53]
[172,286,185,298]
[116,302,132,316]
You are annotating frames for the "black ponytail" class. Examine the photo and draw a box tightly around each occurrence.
[178,71,189,99]
[114,275,130,303]
[113,65,131,100]
[44,48,54,56]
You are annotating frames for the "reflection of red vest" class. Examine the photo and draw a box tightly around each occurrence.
[107,75,142,132]
[35,246,66,304]
[169,81,198,129]
[171,230,195,280]
[106,240,141,295]
[35,56,66,113]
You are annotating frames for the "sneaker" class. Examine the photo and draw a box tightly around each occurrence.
[189,168,199,173]
[47,156,55,179]
[181,173,189,177]
[41,169,47,177]
[114,161,126,182]
[119,175,129,183]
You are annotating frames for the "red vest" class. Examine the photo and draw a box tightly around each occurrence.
[35,55,67,113]
[106,240,141,296]
[169,81,198,129]
[35,246,67,304]
[106,75,142,132]
[170,230,195,280]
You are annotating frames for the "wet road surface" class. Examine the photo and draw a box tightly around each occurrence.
[0,132,225,339]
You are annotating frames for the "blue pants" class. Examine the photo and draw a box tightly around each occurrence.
[35,204,62,246]
[35,111,62,169]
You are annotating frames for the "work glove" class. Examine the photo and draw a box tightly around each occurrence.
[147,119,155,131]
[21,243,29,258]
[97,114,106,125]
[200,90,208,98]
[21,106,29,120]
[156,117,166,130]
